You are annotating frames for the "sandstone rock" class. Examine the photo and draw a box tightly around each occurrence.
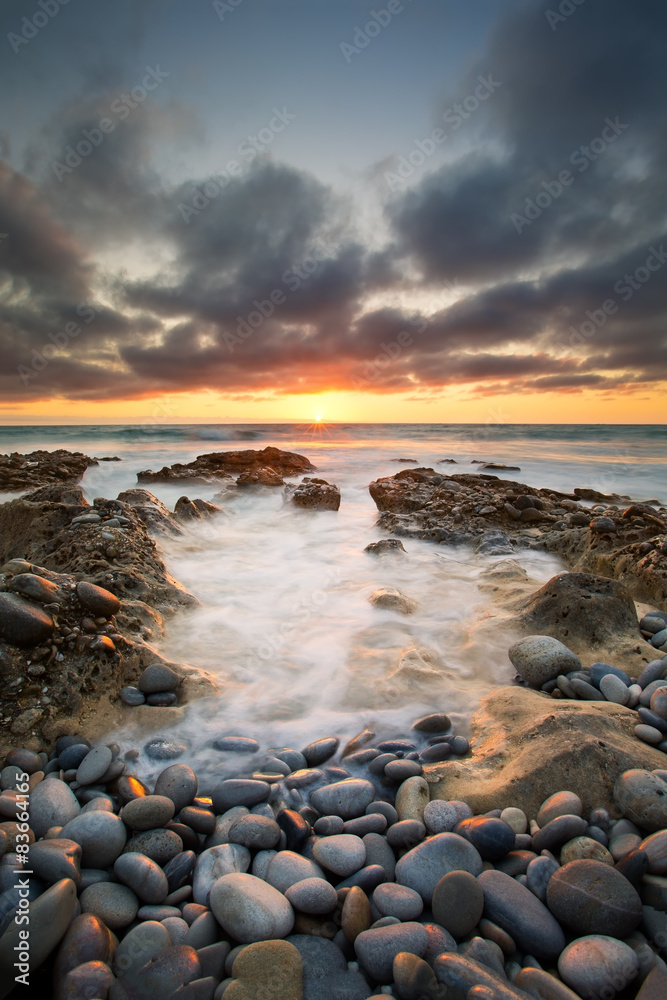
[369,587,417,614]
[137,448,314,484]
[0,450,97,492]
[287,478,341,511]
[237,468,285,487]
[426,686,667,819]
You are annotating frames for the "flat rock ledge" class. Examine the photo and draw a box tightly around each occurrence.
[137,447,314,485]
[426,686,667,819]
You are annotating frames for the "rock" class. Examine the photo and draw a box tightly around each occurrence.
[53,912,114,984]
[0,592,54,647]
[138,663,181,693]
[508,573,646,673]
[301,737,339,766]
[635,967,667,1000]
[373,882,423,921]
[537,791,583,827]
[225,939,302,1000]
[287,933,369,1000]
[434,953,525,999]
[121,795,176,830]
[427,687,667,818]
[395,832,483,903]
[113,944,201,998]
[455,816,516,860]
[614,769,667,832]
[514,967,585,1000]
[395,776,430,823]
[79,881,138,930]
[412,713,451,733]
[155,763,198,811]
[310,779,375,819]
[193,845,251,906]
[312,835,365,877]
[369,587,417,614]
[284,877,337,915]
[478,869,566,962]
[76,745,113,785]
[354,921,428,984]
[560,836,614,865]
[75,581,120,617]
[8,572,62,604]
[423,800,459,834]
[210,873,294,943]
[229,815,281,851]
[29,778,80,839]
[29,838,81,886]
[558,935,638,1000]
[392,953,440,1000]
[508,635,581,688]
[600,673,630,705]
[265,852,325,893]
[532,815,588,854]
[124,828,184,865]
[546,858,642,937]
[212,780,271,813]
[145,738,188,761]
[137,447,313,483]
[114,852,169,904]
[0,878,77,992]
[364,539,406,555]
[432,869,484,939]
[287,477,341,511]
[60,811,127,868]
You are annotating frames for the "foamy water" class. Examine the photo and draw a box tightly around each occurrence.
[1,423,664,783]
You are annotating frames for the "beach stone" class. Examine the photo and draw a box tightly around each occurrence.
[384,759,422,781]
[395,776,429,823]
[599,673,630,705]
[210,872,294,943]
[639,830,667,874]
[636,724,664,744]
[302,737,339,766]
[423,799,458,834]
[412,713,451,733]
[284,877,337,915]
[113,944,201,998]
[224,939,301,1000]
[287,933,369,1000]
[547,859,642,937]
[478,869,566,961]
[393,953,440,1000]
[54,912,114,983]
[386,819,426,849]
[532,815,588,854]
[432,869,484,939]
[0,592,54,647]
[419,743,452,764]
[526,856,560,902]
[310,779,375,819]
[154,763,198,811]
[121,794,176,830]
[395,832,483,903]
[558,935,638,1000]
[183,911,218,950]
[312,834,365,877]
[0,878,77,984]
[29,838,81,886]
[194,844,251,906]
[76,745,113,785]
[336,864,386,893]
[355,921,428,984]
[180,806,216,835]
[114,852,169,904]
[363,832,396,881]
[138,663,181,694]
[60,811,126,868]
[313,815,344,836]
[125,828,184,865]
[146,691,178,707]
[61,959,114,1000]
[228,815,281,850]
[515,967,587,1000]
[164,851,196,893]
[80,881,138,930]
[508,635,581,688]
[76,581,120,617]
[614,769,667,831]
[121,685,145,705]
[537,791,583,827]
[590,662,632,686]
[560,835,614,865]
[28,777,81,840]
[145,738,188,761]
[213,736,260,753]
[212,780,271,813]
[369,587,417,614]
[9,572,62,603]
[341,885,372,943]
[60,743,91,770]
[373,882,423,921]
[265,851,325,893]
[343,813,387,837]
[651,688,667,719]
[456,816,516,860]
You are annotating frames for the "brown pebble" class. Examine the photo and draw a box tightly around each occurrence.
[341,885,371,943]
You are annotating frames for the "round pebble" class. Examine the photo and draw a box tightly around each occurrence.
[558,935,638,1000]
[432,869,483,938]
[60,811,126,868]
[312,834,365,877]
[373,882,423,920]
[537,791,583,827]
[120,686,145,706]
[284,877,337,915]
[121,795,175,831]
[423,800,458,834]
[614,769,667,831]
[154,763,198,811]
[210,872,294,943]
[599,673,629,705]
[547,859,642,937]
[79,882,139,930]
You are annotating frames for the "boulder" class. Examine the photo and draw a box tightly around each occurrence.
[286,478,341,511]
[137,448,314,484]
[426,686,667,820]
[237,468,285,488]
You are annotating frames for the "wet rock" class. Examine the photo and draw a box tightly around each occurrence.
[29,838,81,886]
[210,872,294,943]
[154,763,198,811]
[284,877,338,916]
[287,477,341,511]
[547,858,642,938]
[310,779,374,819]
[121,795,176,831]
[212,779,271,813]
[60,811,126,868]
[0,592,54,647]
[114,852,169,904]
[138,663,181,693]
[125,828,184,865]
[369,587,417,614]
[29,778,80,839]
[265,851,325,893]
[113,944,201,998]
[53,912,114,984]
[225,939,302,1000]
[137,447,314,484]
[364,539,406,556]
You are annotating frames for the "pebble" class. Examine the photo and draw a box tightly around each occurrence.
[284,876,338,915]
[418,742,451,763]
[478,869,566,961]
[115,943,202,996]
[147,692,178,706]
[213,736,260,753]
[75,745,113,785]
[302,737,339,766]
[79,881,139,929]
[144,738,188,761]
[343,813,387,836]
[431,869,484,938]
[559,836,614,865]
[193,844,251,905]
[500,807,528,834]
[532,814,588,853]
[310,779,375,819]
[154,763,198,811]
[412,712,451,733]
[395,776,430,823]
[395,832,483,902]
[75,581,120,617]
[589,661,631,686]
[638,830,667,874]
[537,792,584,827]
[558,935,639,1000]
[29,837,82,886]
[212,779,271,813]
[363,832,396,881]
[456,816,516,860]
[138,663,181,693]
[121,794,176,830]
[599,673,630,704]
[54,912,113,982]
[0,878,77,981]
[0,592,55,647]
[372,882,423,920]
[386,819,426,849]
[423,799,458,833]
[60,811,127,868]
[384,758,422,781]
[547,859,642,937]
[120,685,146,705]
[354,921,428,984]
[614,769,667,831]
[210,872,294,942]
[229,815,281,850]
[227,939,302,1000]
[312,834,366,877]
[114,852,169,904]
[508,635,581,688]
[636,724,664,745]
[125,827,184,865]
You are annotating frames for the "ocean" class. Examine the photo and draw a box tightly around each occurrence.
[2,423,665,781]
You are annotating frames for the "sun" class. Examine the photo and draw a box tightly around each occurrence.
[315,414,323,422]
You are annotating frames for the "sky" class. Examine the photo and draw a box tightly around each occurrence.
[0,0,666,425]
